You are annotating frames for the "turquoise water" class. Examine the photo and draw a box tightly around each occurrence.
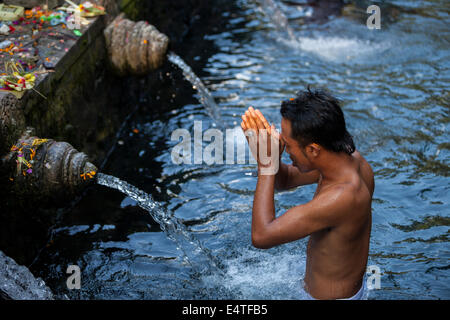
[34,0,449,299]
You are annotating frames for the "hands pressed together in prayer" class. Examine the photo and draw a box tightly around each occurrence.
[240,107,285,175]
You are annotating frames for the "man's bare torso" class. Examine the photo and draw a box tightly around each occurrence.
[304,151,374,299]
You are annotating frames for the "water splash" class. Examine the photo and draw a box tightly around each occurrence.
[255,0,387,62]
[0,250,54,300]
[167,51,224,127]
[255,0,297,42]
[205,247,309,299]
[96,173,224,278]
[282,36,388,62]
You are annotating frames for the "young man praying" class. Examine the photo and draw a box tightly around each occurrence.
[240,88,374,300]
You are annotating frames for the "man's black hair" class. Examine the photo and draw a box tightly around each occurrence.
[280,87,355,155]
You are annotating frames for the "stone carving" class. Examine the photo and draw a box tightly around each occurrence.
[104,14,169,76]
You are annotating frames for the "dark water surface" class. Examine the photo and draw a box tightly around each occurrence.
[33,0,449,299]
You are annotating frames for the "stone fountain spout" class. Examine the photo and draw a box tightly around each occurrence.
[1,92,97,203]
[2,132,98,202]
[104,14,170,76]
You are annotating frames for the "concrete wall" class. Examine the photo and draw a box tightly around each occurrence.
[0,0,234,266]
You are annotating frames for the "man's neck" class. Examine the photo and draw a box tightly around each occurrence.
[315,151,355,185]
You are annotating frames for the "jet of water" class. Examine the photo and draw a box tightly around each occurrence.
[167,51,224,128]
[255,0,298,43]
[96,173,225,278]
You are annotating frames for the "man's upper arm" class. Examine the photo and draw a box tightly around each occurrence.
[252,185,353,249]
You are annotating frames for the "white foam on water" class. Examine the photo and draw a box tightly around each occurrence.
[203,247,309,299]
[0,251,54,300]
[280,36,389,62]
[255,0,388,62]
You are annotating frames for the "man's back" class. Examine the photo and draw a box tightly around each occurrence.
[304,151,374,299]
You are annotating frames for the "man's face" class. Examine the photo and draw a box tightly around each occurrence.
[281,118,314,173]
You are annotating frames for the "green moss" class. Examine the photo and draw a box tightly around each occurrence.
[119,0,145,20]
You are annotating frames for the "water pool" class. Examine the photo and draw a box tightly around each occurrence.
[33,0,449,300]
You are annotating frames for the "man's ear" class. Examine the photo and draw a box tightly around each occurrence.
[306,143,321,158]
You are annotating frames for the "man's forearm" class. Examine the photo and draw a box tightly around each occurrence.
[274,160,289,190]
[252,174,276,242]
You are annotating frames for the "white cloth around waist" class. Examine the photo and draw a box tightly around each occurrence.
[302,277,368,300]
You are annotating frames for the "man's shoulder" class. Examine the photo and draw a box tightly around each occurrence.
[352,150,375,196]
[306,183,361,229]
[314,182,359,213]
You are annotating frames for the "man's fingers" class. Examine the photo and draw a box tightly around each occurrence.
[242,115,257,142]
[241,115,248,131]
[271,123,278,137]
[242,114,250,130]
[241,121,247,132]
[253,112,266,131]
[249,107,266,131]
[245,110,258,130]
[272,123,285,152]
[255,109,271,133]
[272,123,282,141]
